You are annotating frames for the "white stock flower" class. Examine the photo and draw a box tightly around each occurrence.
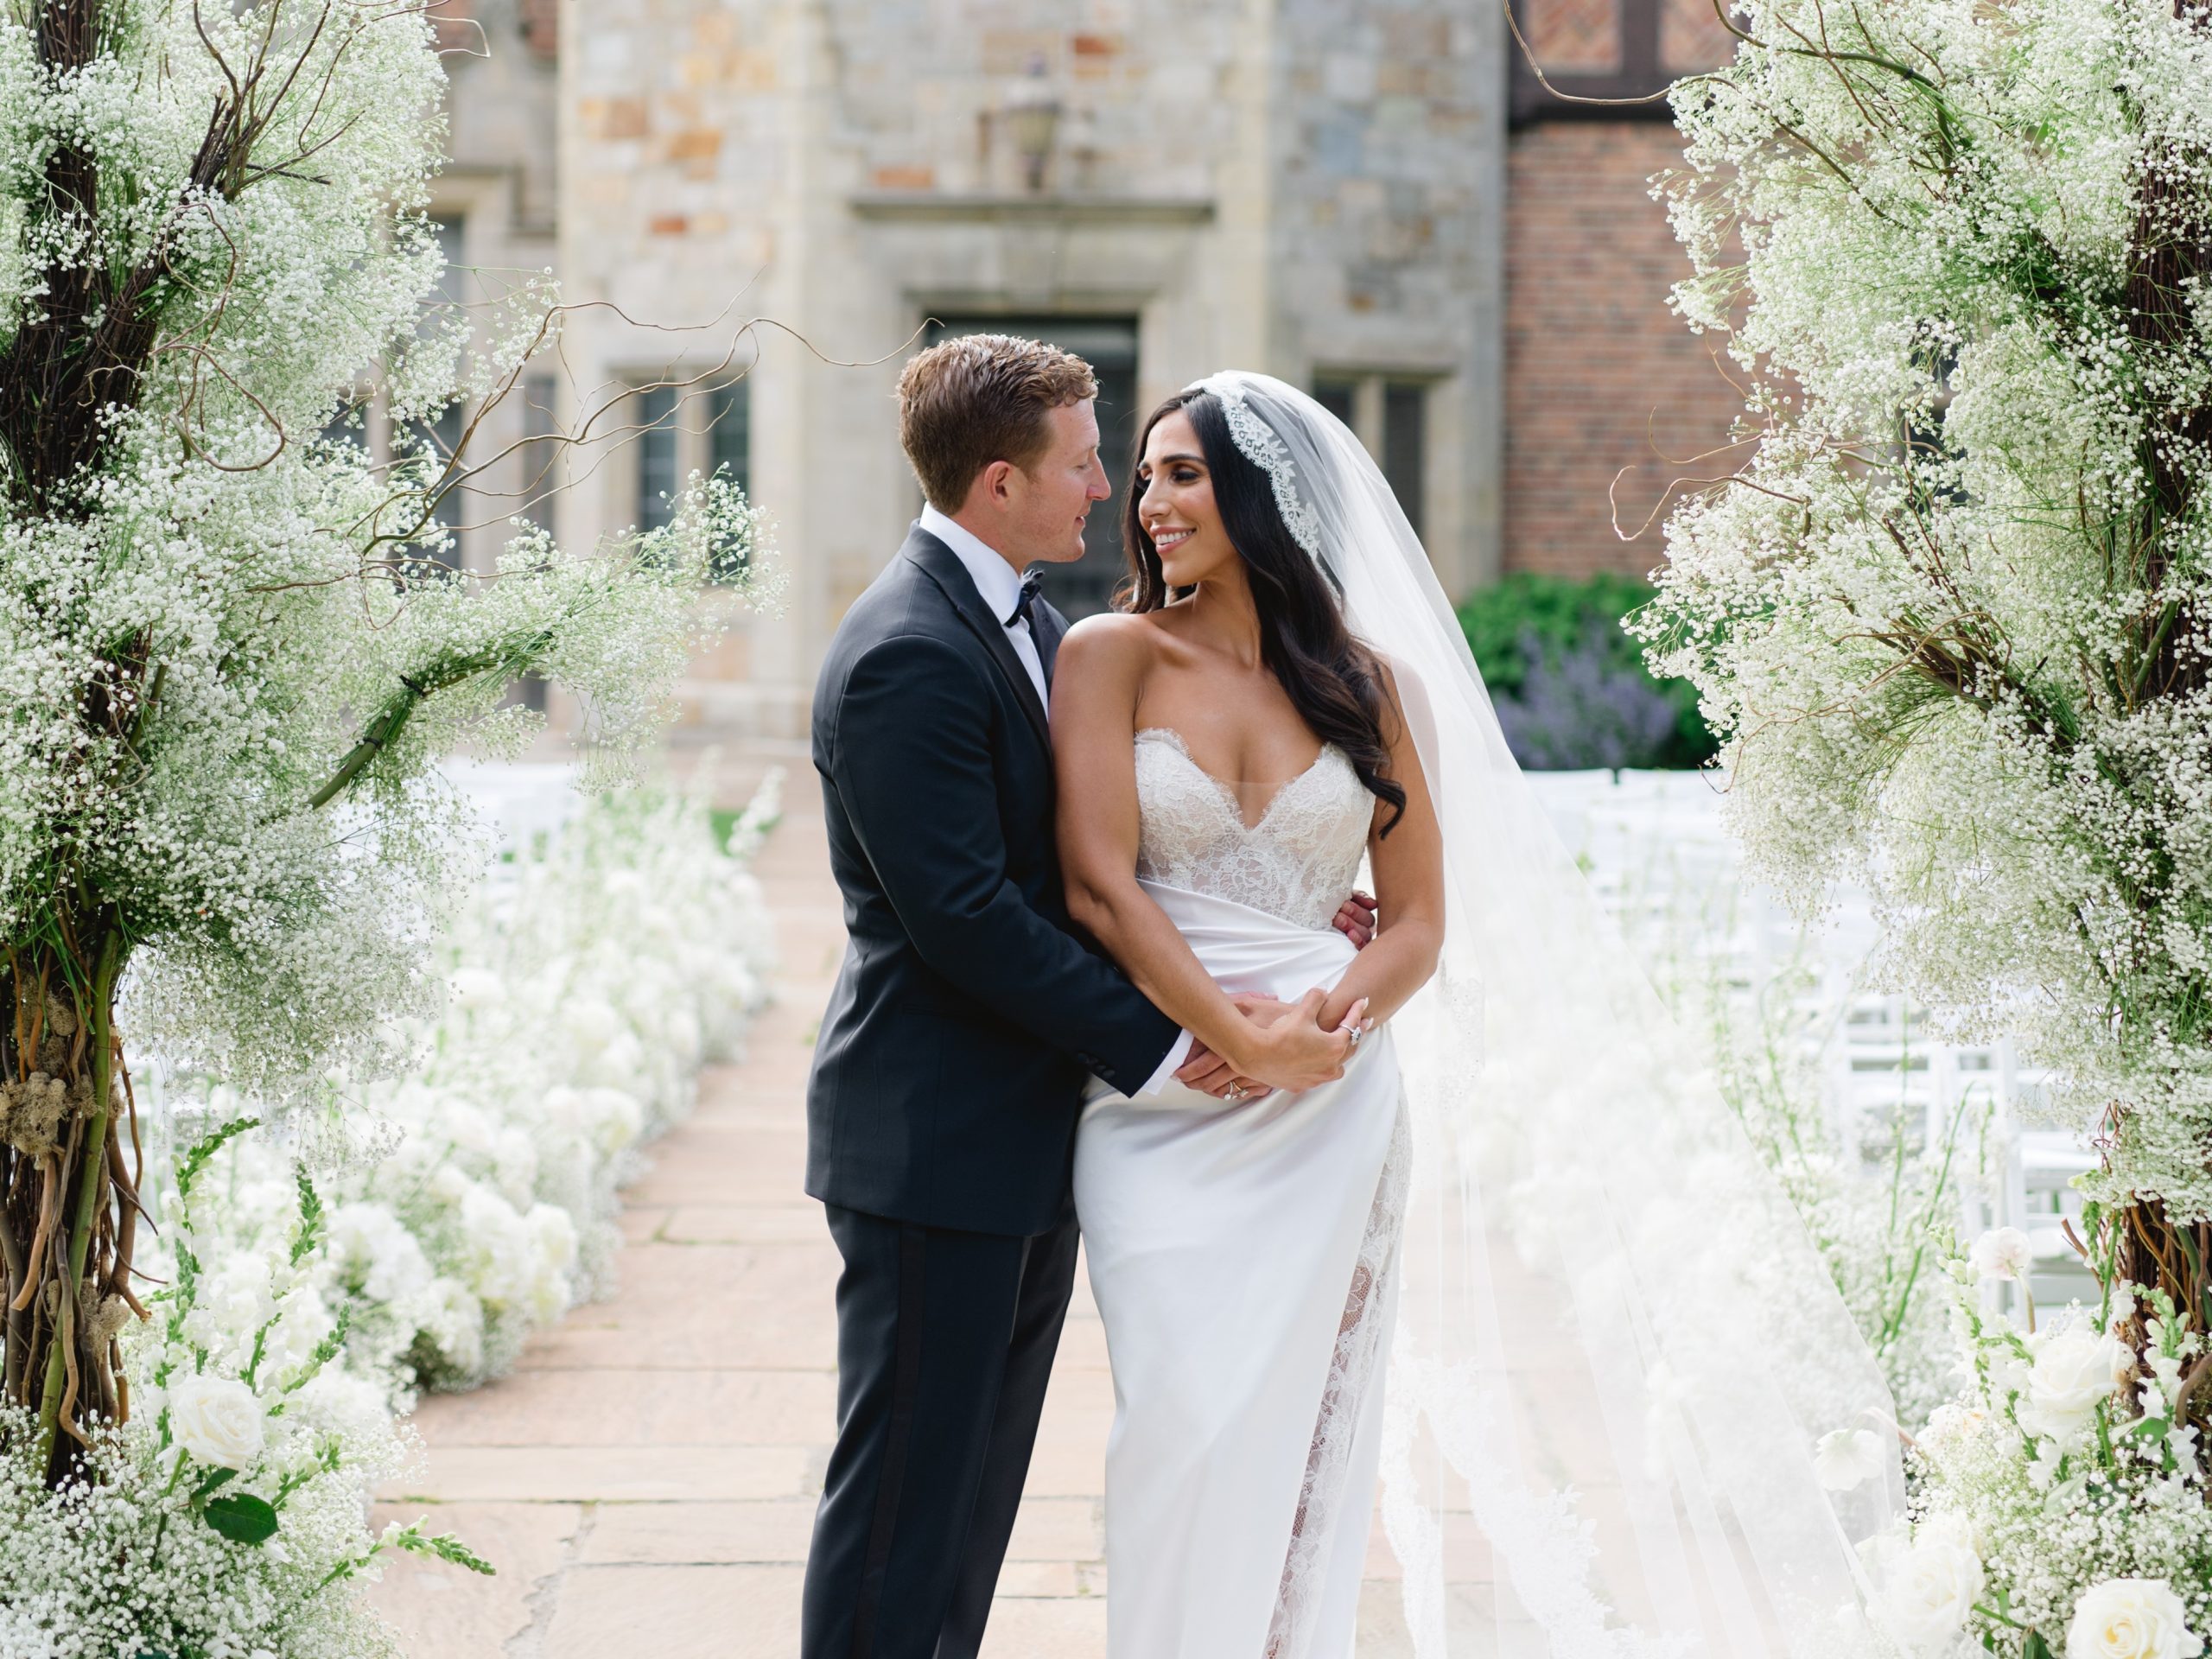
[1813,1426,1888,1491]
[270,1285,336,1370]
[2018,1325,2133,1444]
[2069,1580,2205,1659]
[1967,1226,2032,1282]
[1873,1511,1985,1654]
[168,1373,266,1471]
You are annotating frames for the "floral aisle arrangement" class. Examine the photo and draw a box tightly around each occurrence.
[0,777,779,1655]
[1643,0,2212,1646]
[0,1119,484,1659]
[175,772,781,1399]
[0,0,766,1489]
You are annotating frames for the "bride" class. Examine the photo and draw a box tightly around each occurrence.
[1049,373,1905,1658]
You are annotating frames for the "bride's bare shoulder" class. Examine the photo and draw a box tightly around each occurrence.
[1055,611,1173,686]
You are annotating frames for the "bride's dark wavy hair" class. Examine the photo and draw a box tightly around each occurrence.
[1120,387,1407,835]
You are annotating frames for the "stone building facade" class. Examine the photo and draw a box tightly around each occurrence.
[428,0,1729,735]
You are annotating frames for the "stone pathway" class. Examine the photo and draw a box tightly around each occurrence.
[368,750,1414,1656]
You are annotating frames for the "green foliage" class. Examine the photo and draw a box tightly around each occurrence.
[289,1171,322,1268]
[200,1493,278,1546]
[171,1118,257,1208]
[392,1525,497,1577]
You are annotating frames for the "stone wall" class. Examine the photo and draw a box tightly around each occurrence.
[525,0,1509,733]
[1268,0,1506,591]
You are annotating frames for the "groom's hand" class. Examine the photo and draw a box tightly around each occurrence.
[1332,891,1378,949]
[1175,1039,1265,1101]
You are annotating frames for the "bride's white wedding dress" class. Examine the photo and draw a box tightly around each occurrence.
[1074,726,1408,1659]
[1062,372,1905,1659]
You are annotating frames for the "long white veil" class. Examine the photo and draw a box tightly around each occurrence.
[1189,372,1899,1658]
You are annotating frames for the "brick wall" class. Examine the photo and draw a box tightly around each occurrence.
[1503,125,1742,582]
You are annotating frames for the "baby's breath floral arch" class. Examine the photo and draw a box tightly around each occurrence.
[1643,0,2212,1636]
[0,0,765,1484]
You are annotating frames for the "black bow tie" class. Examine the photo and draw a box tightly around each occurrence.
[1005,568,1044,632]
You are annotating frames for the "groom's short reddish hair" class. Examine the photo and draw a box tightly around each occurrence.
[898,334,1098,512]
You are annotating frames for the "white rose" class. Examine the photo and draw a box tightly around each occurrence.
[2018,1325,2133,1443]
[168,1373,266,1471]
[1968,1226,2033,1281]
[1874,1512,1984,1654]
[2069,1580,2205,1659]
[565,996,620,1054]
[1814,1427,1889,1491]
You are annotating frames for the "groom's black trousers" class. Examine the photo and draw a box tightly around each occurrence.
[801,1199,1081,1659]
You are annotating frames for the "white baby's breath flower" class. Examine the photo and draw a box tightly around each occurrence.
[1918,1402,1985,1453]
[2068,1579,2205,1659]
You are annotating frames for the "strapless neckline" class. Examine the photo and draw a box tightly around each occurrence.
[1130,725,1370,931]
[1133,727,1339,835]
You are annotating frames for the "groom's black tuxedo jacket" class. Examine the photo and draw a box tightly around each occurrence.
[806,527,1180,1236]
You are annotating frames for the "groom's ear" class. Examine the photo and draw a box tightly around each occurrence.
[971,458,1022,512]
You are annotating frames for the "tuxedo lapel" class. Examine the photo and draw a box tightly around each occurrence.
[901,530,1052,750]
[1033,600,1066,690]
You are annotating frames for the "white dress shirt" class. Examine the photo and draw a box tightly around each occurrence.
[920,505,1050,710]
[917,506,1193,1096]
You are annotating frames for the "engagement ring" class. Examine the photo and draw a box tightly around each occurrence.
[1345,1024,1364,1048]
[1225,1083,1248,1102]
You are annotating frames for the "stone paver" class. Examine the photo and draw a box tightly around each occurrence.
[369,745,1418,1656]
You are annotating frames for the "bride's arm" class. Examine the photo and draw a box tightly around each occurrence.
[1318,663,1446,1033]
[1052,618,1355,1094]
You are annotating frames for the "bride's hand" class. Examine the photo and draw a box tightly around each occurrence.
[1175,994,1296,1100]
[1233,989,1363,1094]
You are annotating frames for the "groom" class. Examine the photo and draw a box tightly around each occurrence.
[800,334,1368,1657]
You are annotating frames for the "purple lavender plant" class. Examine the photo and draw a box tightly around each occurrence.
[1493,623,1684,770]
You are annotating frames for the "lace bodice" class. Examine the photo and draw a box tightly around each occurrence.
[1133,728,1371,931]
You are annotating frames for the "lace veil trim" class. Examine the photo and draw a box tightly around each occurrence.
[1205,377,1329,564]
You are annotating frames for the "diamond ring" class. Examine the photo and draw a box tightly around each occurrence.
[1345,1024,1364,1049]
[1225,1083,1248,1102]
